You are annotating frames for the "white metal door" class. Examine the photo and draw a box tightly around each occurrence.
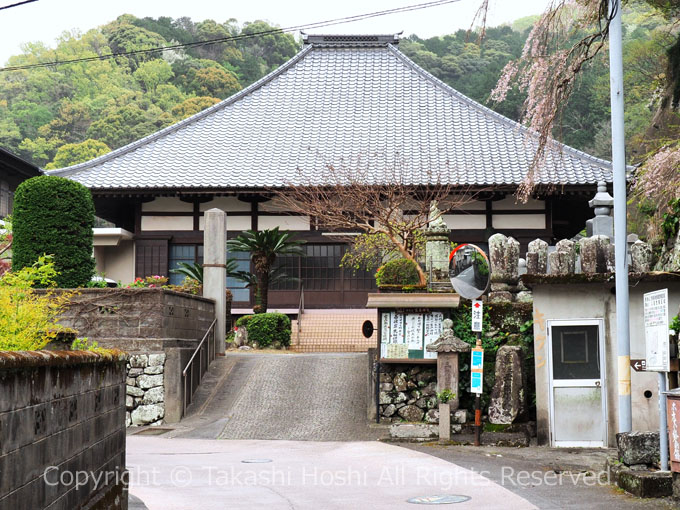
[548,320,607,447]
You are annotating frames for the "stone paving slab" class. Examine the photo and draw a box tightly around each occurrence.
[127,436,536,510]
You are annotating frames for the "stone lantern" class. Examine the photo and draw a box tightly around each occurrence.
[426,319,470,411]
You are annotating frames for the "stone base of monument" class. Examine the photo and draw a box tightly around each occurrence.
[606,458,672,498]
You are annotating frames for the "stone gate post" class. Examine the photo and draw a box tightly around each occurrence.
[204,208,227,355]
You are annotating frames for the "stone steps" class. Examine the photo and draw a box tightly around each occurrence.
[289,310,377,352]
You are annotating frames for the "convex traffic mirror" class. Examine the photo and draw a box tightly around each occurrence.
[448,243,490,300]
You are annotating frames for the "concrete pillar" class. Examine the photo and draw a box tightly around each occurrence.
[437,352,460,411]
[203,208,226,355]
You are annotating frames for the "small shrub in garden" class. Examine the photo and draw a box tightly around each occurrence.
[13,175,95,288]
[375,258,420,286]
[235,313,291,347]
[0,256,73,351]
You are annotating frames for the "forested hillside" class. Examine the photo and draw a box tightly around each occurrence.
[0,4,671,169]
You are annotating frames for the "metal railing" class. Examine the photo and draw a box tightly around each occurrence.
[296,283,305,345]
[182,318,217,417]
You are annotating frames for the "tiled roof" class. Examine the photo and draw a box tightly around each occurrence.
[49,34,612,190]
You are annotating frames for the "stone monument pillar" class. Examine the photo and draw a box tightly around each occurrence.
[423,201,451,289]
[587,181,614,239]
[426,319,471,411]
[203,208,227,355]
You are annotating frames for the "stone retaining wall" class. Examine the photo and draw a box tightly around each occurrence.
[378,365,439,423]
[126,353,166,427]
[51,289,215,424]
[0,350,128,510]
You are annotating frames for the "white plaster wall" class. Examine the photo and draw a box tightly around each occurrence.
[141,216,193,231]
[142,197,193,212]
[492,214,545,229]
[94,241,135,284]
[442,214,486,230]
[199,215,251,231]
[493,197,545,210]
[258,215,310,231]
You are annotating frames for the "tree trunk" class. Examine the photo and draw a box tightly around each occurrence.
[385,231,427,287]
[258,267,270,313]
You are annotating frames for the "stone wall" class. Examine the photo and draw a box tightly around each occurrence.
[126,353,166,427]
[51,288,216,424]
[54,288,215,351]
[378,365,439,423]
[0,350,127,510]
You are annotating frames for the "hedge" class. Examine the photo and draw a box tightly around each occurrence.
[235,312,291,347]
[375,258,420,286]
[13,176,95,288]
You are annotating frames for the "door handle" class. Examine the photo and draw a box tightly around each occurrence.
[595,381,601,387]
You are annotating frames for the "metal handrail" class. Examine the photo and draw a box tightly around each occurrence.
[297,283,304,344]
[182,318,217,417]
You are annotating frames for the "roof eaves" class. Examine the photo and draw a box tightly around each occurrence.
[47,44,315,178]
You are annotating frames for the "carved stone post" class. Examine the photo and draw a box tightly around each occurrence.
[427,319,470,440]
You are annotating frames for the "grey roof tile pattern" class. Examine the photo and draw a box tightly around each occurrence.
[49,35,612,190]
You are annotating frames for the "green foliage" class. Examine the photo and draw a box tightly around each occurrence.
[0,15,299,166]
[227,228,304,312]
[44,139,110,169]
[170,262,203,283]
[13,176,95,288]
[71,337,108,353]
[234,312,291,347]
[661,198,680,242]
[670,314,680,334]
[171,96,221,120]
[437,389,455,403]
[0,257,73,351]
[375,259,420,286]
[340,233,398,272]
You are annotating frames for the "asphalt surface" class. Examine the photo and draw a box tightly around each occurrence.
[402,443,678,509]
[128,352,678,509]
[127,437,536,510]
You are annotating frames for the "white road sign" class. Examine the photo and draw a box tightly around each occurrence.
[471,299,483,332]
[644,289,670,372]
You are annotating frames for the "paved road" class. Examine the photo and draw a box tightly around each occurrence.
[127,436,536,510]
[403,443,678,510]
[168,352,384,441]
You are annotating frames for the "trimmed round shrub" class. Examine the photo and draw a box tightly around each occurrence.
[13,176,95,288]
[235,312,291,347]
[375,258,420,286]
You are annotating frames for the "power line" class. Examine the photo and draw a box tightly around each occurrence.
[0,0,461,72]
[0,0,37,11]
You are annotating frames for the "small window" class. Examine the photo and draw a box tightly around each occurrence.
[551,325,600,380]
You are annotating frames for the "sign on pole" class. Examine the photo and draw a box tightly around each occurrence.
[471,299,483,332]
[644,289,670,372]
[470,347,484,394]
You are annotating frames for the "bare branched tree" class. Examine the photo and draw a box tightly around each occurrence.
[272,159,482,286]
[489,0,615,201]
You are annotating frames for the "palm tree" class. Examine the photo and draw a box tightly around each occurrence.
[170,259,241,285]
[227,228,305,312]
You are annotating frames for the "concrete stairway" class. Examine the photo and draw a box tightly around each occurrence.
[290,309,378,352]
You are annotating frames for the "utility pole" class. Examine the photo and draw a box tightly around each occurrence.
[608,0,632,432]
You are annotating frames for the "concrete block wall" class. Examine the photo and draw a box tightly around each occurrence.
[50,288,216,424]
[0,350,128,510]
[53,288,215,351]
